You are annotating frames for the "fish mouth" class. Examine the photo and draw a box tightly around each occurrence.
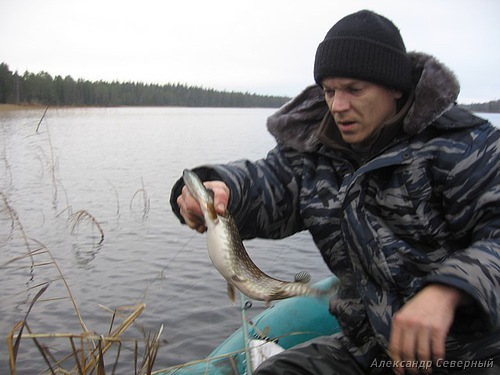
[183,169,218,222]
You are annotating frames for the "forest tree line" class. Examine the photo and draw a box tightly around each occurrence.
[0,62,290,108]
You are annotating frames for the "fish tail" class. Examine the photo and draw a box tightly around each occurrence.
[313,279,338,298]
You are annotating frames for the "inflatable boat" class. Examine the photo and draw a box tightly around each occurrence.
[157,276,340,374]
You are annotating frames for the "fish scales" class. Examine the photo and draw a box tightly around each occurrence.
[182,169,334,302]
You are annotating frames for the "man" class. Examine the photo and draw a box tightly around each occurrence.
[170,10,500,374]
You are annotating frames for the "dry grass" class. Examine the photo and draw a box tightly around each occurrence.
[1,191,163,374]
[7,302,161,375]
[130,178,150,220]
[70,209,105,245]
[1,107,165,374]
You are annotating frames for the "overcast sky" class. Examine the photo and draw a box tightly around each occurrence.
[1,0,498,103]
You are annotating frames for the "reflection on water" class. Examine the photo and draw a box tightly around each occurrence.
[0,107,333,373]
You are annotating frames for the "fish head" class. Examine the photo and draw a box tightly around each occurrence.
[182,169,218,223]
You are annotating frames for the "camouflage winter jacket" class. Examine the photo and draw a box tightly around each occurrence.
[170,52,500,366]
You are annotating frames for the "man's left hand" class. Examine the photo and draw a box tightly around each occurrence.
[388,284,465,374]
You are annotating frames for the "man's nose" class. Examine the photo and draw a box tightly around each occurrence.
[330,91,350,113]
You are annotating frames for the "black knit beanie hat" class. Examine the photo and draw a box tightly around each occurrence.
[314,10,412,93]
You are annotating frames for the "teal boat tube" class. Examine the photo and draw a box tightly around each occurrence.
[157,276,340,375]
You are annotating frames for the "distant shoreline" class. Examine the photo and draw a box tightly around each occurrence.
[0,104,281,112]
[0,104,46,111]
[2,103,499,114]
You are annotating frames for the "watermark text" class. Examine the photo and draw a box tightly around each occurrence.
[371,358,495,371]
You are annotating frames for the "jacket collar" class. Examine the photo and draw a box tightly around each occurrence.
[267,52,460,153]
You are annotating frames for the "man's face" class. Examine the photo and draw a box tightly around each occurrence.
[322,77,403,146]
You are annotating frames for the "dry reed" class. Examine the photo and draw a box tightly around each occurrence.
[130,177,150,220]
[1,191,163,374]
[2,108,164,374]
[7,303,159,374]
[70,209,105,245]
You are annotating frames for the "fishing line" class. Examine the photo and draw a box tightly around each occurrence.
[153,231,217,303]
[246,239,287,278]
[159,230,197,278]
[136,231,198,304]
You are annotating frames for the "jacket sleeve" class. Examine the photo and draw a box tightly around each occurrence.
[169,145,305,240]
[425,122,500,332]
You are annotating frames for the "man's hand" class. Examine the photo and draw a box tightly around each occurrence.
[388,284,465,374]
[176,180,230,233]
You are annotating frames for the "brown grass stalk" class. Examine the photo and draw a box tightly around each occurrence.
[130,177,150,219]
[3,188,161,373]
[8,304,157,374]
[70,209,105,244]
[35,105,50,133]
[8,282,50,373]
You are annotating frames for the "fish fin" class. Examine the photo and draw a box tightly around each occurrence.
[227,283,236,303]
[294,271,311,284]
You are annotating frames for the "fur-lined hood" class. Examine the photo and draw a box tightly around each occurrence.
[267,52,460,152]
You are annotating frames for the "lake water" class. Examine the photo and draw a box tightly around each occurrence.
[0,106,334,374]
[0,107,498,374]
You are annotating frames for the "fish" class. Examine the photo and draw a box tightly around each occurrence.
[182,169,335,303]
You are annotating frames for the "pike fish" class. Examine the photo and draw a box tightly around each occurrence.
[182,169,333,303]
